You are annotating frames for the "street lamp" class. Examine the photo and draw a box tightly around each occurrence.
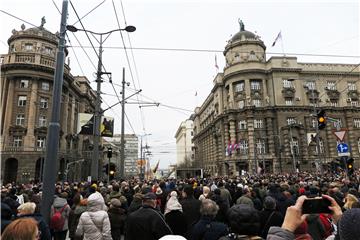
[66,24,136,181]
[139,133,151,180]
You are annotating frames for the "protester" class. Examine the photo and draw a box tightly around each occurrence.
[76,191,112,240]
[125,192,173,240]
[199,186,211,201]
[17,202,51,240]
[180,184,201,238]
[68,193,87,240]
[164,191,187,236]
[191,199,228,240]
[1,202,13,232]
[259,196,283,239]
[1,218,40,240]
[108,198,126,240]
[50,192,71,240]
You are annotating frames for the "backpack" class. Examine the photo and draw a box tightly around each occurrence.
[50,205,67,231]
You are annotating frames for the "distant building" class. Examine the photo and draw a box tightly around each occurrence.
[0,22,96,183]
[108,134,138,177]
[192,21,360,176]
[174,119,194,166]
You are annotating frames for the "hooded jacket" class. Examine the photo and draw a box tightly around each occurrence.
[76,192,112,240]
[68,205,87,239]
[50,196,71,232]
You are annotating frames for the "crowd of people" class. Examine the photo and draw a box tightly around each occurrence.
[1,170,360,240]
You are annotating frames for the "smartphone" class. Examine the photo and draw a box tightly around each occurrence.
[302,198,332,214]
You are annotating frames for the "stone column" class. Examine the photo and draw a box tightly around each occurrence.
[265,117,276,171]
[2,78,15,148]
[247,114,255,173]
[24,79,38,151]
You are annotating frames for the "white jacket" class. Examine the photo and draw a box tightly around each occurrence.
[76,192,112,240]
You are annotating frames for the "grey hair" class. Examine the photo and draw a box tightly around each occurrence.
[200,199,219,217]
[17,202,36,214]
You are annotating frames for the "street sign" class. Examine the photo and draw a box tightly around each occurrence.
[338,152,350,157]
[337,143,349,153]
[333,130,347,141]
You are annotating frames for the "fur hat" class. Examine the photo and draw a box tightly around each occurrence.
[338,208,360,240]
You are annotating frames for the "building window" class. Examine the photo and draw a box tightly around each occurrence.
[18,96,27,106]
[11,44,16,52]
[287,117,296,125]
[326,81,336,90]
[13,136,23,147]
[239,139,248,154]
[283,79,293,88]
[316,139,325,154]
[285,98,294,106]
[350,100,358,106]
[290,138,299,156]
[25,43,33,51]
[20,79,29,88]
[354,118,360,128]
[39,116,47,127]
[348,82,357,91]
[358,138,360,153]
[306,81,316,90]
[41,82,50,91]
[44,47,52,55]
[16,114,25,126]
[330,100,338,107]
[333,119,342,128]
[254,119,263,128]
[40,98,48,109]
[250,80,261,90]
[253,99,262,107]
[238,100,245,109]
[238,120,247,130]
[235,81,244,92]
[37,136,46,148]
[256,139,266,154]
[311,118,317,128]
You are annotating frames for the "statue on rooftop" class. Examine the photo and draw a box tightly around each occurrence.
[238,18,245,31]
[40,16,46,28]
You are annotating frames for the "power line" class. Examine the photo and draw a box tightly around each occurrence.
[71,0,107,26]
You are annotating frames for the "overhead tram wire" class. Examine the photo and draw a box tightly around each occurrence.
[111,0,148,134]
[118,0,147,133]
[71,0,107,26]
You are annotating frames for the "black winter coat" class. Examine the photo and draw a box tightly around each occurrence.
[180,197,201,238]
[108,207,126,240]
[17,213,52,240]
[191,216,228,240]
[259,209,284,238]
[164,210,187,236]
[125,205,172,240]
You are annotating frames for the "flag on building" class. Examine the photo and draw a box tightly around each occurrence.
[271,31,282,47]
[152,160,160,173]
[215,54,219,70]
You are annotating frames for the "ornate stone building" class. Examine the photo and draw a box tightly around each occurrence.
[192,21,360,176]
[1,22,96,183]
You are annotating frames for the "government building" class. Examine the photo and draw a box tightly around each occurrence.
[1,21,96,183]
[192,21,360,176]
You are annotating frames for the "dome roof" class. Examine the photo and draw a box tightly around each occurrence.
[231,30,257,42]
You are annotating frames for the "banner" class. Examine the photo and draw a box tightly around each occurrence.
[77,113,114,137]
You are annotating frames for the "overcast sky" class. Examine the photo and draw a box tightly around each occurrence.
[1,0,359,169]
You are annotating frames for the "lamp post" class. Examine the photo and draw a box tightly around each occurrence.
[139,133,151,180]
[66,24,136,182]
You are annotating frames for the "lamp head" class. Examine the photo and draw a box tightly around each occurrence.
[124,25,136,32]
[66,25,78,32]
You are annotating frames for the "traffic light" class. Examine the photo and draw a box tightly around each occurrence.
[346,158,354,175]
[317,110,326,130]
[107,147,112,159]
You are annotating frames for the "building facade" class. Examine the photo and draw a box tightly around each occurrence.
[192,21,360,177]
[108,134,139,177]
[1,22,96,183]
[175,119,194,166]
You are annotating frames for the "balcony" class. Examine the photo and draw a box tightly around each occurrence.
[1,52,70,74]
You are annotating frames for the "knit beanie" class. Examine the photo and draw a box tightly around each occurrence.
[338,208,360,240]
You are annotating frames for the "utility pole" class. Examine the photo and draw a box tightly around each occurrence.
[312,91,323,174]
[120,68,126,179]
[91,34,103,182]
[41,0,68,224]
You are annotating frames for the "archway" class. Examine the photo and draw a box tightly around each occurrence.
[4,158,18,184]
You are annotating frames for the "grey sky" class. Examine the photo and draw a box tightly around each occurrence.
[1,0,359,169]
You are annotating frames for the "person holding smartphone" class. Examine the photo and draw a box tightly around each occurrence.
[266,195,344,240]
